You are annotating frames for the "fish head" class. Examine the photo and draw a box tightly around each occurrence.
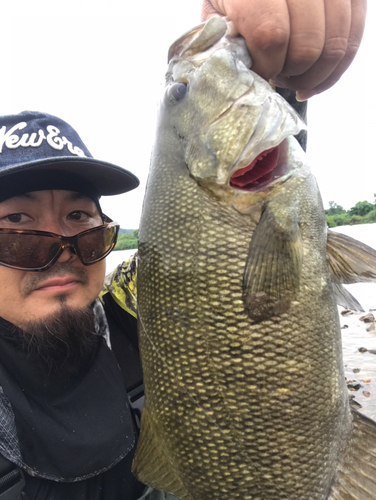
[164,16,307,209]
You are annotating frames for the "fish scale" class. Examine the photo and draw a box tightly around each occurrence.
[134,16,376,500]
[137,151,348,498]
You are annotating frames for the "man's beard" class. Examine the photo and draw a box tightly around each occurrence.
[10,305,102,376]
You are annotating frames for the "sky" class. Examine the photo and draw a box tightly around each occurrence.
[0,0,375,228]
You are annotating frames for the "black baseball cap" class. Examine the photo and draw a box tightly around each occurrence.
[0,111,139,200]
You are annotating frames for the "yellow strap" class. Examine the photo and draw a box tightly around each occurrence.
[100,253,138,319]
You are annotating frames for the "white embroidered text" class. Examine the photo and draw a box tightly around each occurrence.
[0,122,86,157]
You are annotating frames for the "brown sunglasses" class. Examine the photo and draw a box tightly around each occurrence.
[0,222,119,272]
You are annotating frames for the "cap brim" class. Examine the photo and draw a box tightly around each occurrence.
[0,157,139,196]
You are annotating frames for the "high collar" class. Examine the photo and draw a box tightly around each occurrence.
[0,302,135,481]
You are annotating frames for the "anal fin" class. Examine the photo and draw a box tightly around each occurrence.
[329,409,376,499]
[132,408,191,500]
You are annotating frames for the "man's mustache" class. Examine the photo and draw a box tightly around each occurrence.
[22,263,89,297]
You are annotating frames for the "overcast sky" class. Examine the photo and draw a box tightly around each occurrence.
[0,0,374,228]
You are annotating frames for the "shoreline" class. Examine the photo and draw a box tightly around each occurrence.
[341,309,376,420]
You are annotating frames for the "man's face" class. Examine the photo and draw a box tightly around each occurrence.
[0,189,106,329]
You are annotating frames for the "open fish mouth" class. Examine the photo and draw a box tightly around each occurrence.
[230,145,281,191]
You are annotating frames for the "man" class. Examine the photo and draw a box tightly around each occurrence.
[0,110,149,500]
[0,2,367,499]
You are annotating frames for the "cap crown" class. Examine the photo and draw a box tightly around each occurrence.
[0,111,92,168]
[0,111,139,196]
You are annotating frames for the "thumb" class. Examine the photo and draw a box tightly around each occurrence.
[201,0,226,21]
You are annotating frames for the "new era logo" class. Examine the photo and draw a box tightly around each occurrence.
[0,122,87,157]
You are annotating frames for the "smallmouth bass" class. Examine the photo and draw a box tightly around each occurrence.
[134,17,376,500]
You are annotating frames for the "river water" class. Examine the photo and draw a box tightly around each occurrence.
[105,248,136,274]
[106,223,376,419]
[329,224,376,420]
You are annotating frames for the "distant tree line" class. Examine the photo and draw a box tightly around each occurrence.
[114,202,376,243]
[326,196,376,227]
[114,229,139,250]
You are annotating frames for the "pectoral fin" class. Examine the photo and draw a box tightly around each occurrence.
[327,230,376,284]
[328,409,376,499]
[168,16,227,62]
[242,205,303,322]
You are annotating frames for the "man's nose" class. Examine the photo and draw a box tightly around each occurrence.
[37,221,79,264]
[56,244,78,264]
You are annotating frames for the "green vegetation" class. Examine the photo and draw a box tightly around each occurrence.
[113,201,376,239]
[114,199,376,243]
[325,197,376,228]
[114,229,138,250]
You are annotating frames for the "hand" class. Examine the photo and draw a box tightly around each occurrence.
[201,0,367,100]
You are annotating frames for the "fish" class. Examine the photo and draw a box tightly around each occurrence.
[134,16,376,500]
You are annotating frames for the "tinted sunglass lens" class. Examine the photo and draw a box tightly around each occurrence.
[0,234,61,269]
[0,225,118,270]
[77,226,116,264]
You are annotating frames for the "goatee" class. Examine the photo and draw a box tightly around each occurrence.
[10,305,101,376]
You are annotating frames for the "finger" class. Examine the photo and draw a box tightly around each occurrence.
[200,0,290,77]
[274,0,351,90]
[296,0,367,100]
[201,0,225,21]
[279,0,326,77]
[225,0,291,79]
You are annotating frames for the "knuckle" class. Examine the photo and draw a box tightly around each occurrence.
[345,34,362,59]
[252,22,289,51]
[284,30,324,70]
[288,45,323,68]
[321,36,348,62]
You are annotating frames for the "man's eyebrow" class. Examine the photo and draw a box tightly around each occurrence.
[66,192,95,202]
[2,192,95,203]
[9,193,35,201]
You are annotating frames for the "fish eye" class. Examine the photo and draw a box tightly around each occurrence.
[168,82,188,102]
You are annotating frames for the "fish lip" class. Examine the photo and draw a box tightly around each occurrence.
[229,138,290,192]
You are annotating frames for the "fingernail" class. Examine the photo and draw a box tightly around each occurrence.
[295,91,311,102]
